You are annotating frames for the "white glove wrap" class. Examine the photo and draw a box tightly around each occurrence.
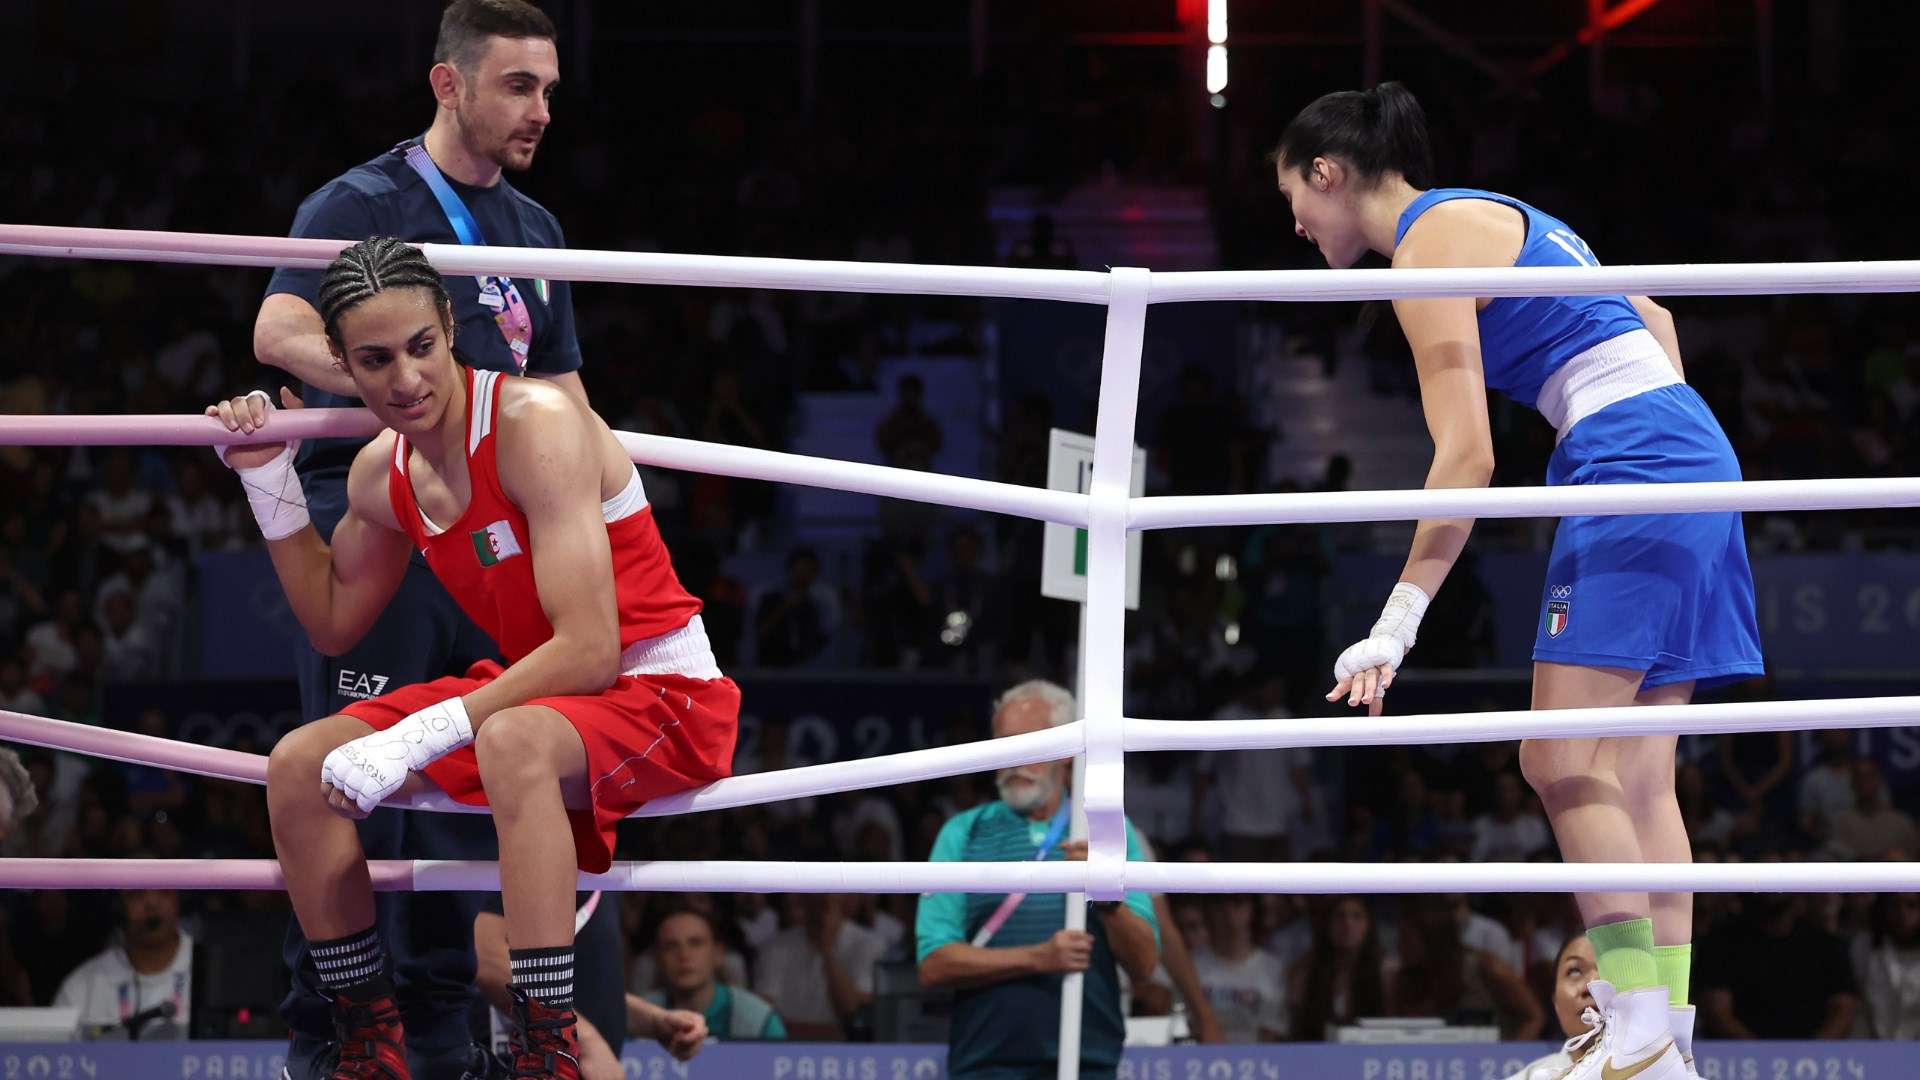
[1332,582,1432,682]
[215,391,308,541]
[321,698,474,814]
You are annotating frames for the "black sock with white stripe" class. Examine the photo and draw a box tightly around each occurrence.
[509,945,575,1009]
[310,925,390,1001]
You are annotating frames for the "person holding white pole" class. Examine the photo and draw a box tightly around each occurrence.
[916,680,1159,1079]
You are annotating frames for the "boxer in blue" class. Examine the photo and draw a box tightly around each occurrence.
[1272,82,1763,1080]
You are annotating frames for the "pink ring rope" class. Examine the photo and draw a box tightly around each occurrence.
[0,409,384,446]
[1,709,267,785]
[0,857,415,891]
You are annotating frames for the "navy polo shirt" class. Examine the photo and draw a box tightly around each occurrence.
[264,144,583,536]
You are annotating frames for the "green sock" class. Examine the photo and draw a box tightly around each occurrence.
[1588,917,1659,992]
[1655,943,1692,1006]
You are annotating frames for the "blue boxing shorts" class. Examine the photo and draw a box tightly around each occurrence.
[1534,384,1765,689]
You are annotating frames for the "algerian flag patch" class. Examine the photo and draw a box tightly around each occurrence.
[471,520,524,567]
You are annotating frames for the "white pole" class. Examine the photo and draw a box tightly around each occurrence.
[1057,603,1091,1080]
[1057,265,1151,1078]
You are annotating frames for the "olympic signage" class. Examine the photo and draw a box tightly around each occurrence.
[0,1041,1902,1079]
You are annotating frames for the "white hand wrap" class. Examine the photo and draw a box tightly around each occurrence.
[1332,582,1431,682]
[215,391,309,542]
[321,698,474,814]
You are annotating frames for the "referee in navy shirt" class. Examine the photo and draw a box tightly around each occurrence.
[249,4,618,1077]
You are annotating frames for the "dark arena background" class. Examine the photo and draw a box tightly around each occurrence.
[4,1,1920,1078]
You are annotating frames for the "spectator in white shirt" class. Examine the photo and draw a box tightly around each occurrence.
[94,544,185,643]
[24,591,87,687]
[1191,894,1289,1042]
[165,460,243,557]
[1799,730,1859,844]
[1193,677,1314,863]
[83,450,155,556]
[97,591,159,682]
[1862,894,1920,1039]
[54,887,193,1039]
[1449,894,1525,974]
[1825,762,1920,862]
[1469,771,1552,863]
[752,893,883,1039]
[152,319,225,399]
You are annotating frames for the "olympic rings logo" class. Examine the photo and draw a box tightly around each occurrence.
[1549,585,1573,599]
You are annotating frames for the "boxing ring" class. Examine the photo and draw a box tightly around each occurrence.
[6,223,1920,1071]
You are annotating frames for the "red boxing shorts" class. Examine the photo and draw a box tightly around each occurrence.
[341,660,740,873]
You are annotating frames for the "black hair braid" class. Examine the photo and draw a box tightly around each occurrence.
[316,237,454,346]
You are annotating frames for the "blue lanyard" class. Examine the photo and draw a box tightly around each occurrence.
[395,138,536,373]
[1034,804,1071,858]
[400,139,487,245]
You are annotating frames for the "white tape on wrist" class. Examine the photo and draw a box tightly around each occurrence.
[1332,582,1432,681]
[216,391,309,542]
[1370,582,1431,645]
[393,697,475,770]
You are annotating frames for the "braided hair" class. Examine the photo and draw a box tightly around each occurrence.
[317,237,454,349]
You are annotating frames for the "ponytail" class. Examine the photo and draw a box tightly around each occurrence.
[1272,80,1434,189]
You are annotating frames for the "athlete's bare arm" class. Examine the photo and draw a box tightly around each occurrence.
[1386,203,1509,601]
[1328,203,1509,713]
[457,379,627,725]
[1628,295,1685,380]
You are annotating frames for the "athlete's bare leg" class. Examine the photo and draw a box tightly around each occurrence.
[1618,681,1696,946]
[1520,662,1648,928]
[266,715,439,940]
[473,704,590,950]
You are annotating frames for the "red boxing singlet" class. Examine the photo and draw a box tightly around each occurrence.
[385,367,702,660]
[341,366,737,874]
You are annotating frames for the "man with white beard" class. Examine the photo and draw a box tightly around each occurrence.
[916,680,1160,1080]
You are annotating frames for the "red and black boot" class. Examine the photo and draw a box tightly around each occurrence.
[501,986,580,1080]
[328,988,409,1079]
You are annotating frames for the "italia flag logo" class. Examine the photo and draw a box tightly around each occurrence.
[1546,599,1570,637]
[471,520,524,567]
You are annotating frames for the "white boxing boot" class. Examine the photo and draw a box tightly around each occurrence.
[1668,1005,1698,1079]
[1558,980,1685,1080]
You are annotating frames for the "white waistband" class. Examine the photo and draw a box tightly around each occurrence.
[620,614,723,681]
[1535,328,1681,441]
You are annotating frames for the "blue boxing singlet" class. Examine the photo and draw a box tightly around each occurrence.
[1394,188,1646,410]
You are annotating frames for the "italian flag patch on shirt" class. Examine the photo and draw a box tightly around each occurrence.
[472,520,524,566]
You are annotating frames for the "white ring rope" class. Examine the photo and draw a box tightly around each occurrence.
[10,225,1920,302]
[1130,477,1920,530]
[2,221,1916,899]
[1150,260,1920,302]
[1126,696,1920,751]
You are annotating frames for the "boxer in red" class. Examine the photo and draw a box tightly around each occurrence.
[211,236,733,1079]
